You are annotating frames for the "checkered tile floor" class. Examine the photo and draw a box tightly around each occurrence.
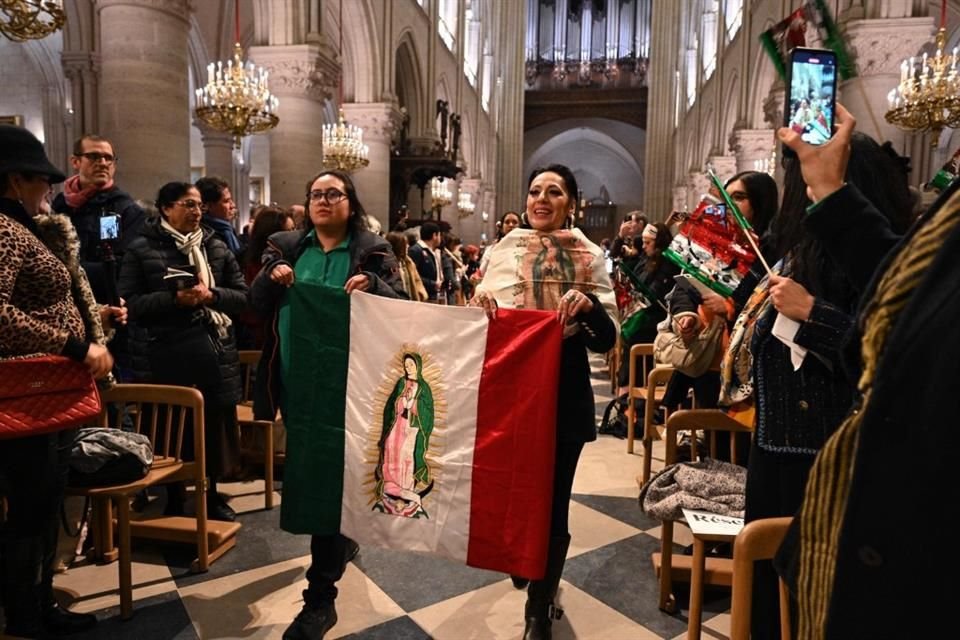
[50,355,734,639]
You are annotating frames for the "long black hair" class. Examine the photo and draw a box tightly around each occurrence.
[724,170,778,238]
[523,164,579,229]
[773,131,912,296]
[303,169,369,236]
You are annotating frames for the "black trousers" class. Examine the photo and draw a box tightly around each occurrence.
[744,441,815,640]
[549,440,585,536]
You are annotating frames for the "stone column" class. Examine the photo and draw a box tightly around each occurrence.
[671,185,687,213]
[198,125,235,182]
[494,1,526,218]
[729,128,776,174]
[685,172,711,212]
[340,102,401,229]
[97,0,191,200]
[708,155,738,186]
[248,43,337,208]
[61,51,100,165]
[643,0,681,218]
[841,17,934,158]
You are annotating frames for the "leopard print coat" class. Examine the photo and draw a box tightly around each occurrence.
[0,206,107,358]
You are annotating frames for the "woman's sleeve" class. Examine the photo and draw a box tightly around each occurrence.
[804,184,901,291]
[792,297,854,362]
[0,237,72,355]
[364,248,408,299]
[249,238,290,313]
[577,293,617,353]
[118,242,177,321]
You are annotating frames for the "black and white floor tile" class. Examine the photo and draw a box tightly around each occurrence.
[48,355,734,639]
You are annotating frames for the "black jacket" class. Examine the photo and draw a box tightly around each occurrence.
[408,242,440,299]
[559,295,618,443]
[249,228,406,420]
[118,216,248,405]
[779,182,958,638]
[53,187,145,303]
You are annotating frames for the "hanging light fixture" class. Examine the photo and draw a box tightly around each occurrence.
[321,0,369,172]
[457,190,475,217]
[431,177,452,211]
[195,0,278,148]
[0,0,65,42]
[885,0,960,147]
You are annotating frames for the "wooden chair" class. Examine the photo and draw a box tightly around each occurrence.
[625,344,674,481]
[730,516,794,640]
[67,384,240,619]
[607,338,620,395]
[648,409,753,638]
[237,350,282,510]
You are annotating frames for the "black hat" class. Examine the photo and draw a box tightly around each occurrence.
[0,125,66,184]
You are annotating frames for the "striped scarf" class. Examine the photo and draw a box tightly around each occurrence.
[796,189,960,638]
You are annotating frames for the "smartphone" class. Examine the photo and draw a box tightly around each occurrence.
[99,213,120,241]
[783,47,838,151]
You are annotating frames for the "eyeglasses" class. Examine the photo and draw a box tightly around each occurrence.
[175,200,202,210]
[76,152,116,164]
[308,189,347,204]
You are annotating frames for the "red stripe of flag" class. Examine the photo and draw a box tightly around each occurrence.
[466,308,562,579]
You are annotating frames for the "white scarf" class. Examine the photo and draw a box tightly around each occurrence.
[160,218,232,337]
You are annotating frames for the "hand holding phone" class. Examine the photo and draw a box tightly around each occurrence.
[783,47,838,152]
[778,102,856,202]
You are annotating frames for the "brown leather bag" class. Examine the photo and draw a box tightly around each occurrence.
[0,354,101,439]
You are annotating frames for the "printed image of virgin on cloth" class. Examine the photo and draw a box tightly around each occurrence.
[374,352,435,518]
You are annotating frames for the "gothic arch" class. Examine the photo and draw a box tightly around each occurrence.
[341,0,380,102]
[701,104,715,165]
[749,34,777,129]
[395,31,424,138]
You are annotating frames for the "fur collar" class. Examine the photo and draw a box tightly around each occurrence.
[34,213,110,347]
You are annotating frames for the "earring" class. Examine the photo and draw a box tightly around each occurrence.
[521,211,530,226]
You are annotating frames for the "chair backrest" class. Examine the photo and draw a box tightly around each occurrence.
[730,516,794,640]
[664,409,753,466]
[628,343,654,390]
[100,384,205,465]
[237,350,262,404]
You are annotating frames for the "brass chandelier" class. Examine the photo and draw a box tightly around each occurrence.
[194,0,278,148]
[0,0,64,42]
[885,1,960,147]
[322,0,369,172]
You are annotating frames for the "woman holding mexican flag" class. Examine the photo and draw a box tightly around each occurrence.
[472,163,618,640]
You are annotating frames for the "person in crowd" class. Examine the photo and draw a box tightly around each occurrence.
[236,206,294,349]
[289,203,306,230]
[462,244,481,299]
[386,231,428,302]
[0,125,116,638]
[609,211,647,268]
[774,102,954,640]
[408,221,444,302]
[119,181,248,522]
[249,169,405,640]
[442,234,465,305]
[615,222,678,398]
[718,131,911,639]
[479,210,522,275]
[52,134,145,303]
[665,170,779,411]
[472,164,618,640]
[196,176,242,259]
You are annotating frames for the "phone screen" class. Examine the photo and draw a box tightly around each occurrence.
[99,214,120,241]
[786,48,837,146]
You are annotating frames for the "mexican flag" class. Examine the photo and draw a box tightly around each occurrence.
[280,282,563,579]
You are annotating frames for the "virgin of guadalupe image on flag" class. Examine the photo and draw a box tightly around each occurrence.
[373,350,440,519]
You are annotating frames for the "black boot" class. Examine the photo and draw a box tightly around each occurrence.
[207,480,237,522]
[511,575,530,590]
[522,535,571,640]
[38,501,98,636]
[2,536,44,638]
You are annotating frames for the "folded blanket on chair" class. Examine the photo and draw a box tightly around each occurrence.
[639,458,746,520]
